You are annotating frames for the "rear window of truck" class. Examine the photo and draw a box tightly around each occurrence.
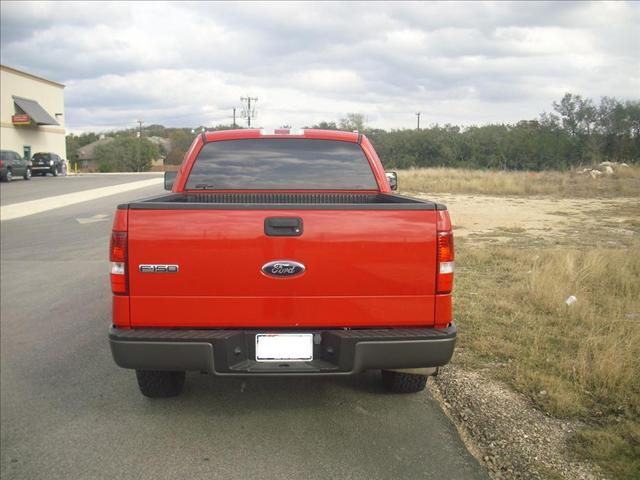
[186,139,378,190]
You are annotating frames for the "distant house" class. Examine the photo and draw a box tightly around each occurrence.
[78,136,114,170]
[147,136,171,171]
[77,135,169,171]
[147,136,171,153]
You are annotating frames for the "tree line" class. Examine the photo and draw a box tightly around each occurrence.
[66,93,638,172]
[317,94,639,170]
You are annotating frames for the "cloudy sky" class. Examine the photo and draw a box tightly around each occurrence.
[1,1,638,133]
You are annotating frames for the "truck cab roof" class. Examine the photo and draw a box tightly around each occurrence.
[202,128,361,144]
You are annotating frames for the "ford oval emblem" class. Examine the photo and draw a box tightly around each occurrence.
[261,260,305,278]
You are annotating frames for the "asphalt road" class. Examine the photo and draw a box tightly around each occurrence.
[0,175,487,480]
[0,172,163,205]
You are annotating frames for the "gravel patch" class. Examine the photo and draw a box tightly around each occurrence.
[429,366,607,480]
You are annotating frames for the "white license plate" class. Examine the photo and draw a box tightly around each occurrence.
[255,333,313,362]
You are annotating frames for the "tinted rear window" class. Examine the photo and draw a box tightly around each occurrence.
[186,139,377,190]
[33,153,50,160]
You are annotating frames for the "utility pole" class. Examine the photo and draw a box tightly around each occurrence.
[240,96,258,127]
[415,112,421,130]
[232,107,237,128]
[136,120,143,172]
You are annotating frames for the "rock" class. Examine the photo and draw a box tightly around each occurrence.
[604,165,614,175]
[431,365,607,480]
[620,163,629,168]
[590,169,603,179]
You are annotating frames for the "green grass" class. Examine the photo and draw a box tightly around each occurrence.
[453,240,640,478]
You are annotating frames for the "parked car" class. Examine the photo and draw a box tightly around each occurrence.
[109,128,456,398]
[0,150,31,181]
[31,152,65,176]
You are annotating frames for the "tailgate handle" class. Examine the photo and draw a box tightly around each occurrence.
[265,217,303,237]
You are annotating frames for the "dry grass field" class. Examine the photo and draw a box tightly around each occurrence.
[400,165,640,198]
[403,166,640,479]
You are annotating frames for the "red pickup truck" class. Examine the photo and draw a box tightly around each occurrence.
[109,128,456,397]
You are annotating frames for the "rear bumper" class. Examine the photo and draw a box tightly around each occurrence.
[109,324,457,376]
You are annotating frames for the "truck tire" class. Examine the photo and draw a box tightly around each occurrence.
[381,370,428,393]
[135,370,185,398]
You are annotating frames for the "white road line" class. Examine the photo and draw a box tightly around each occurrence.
[0,178,163,221]
[76,214,111,224]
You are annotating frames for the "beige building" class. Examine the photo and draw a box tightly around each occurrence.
[0,64,66,165]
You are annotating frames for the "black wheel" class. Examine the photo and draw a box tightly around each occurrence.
[135,370,185,398]
[4,169,12,182]
[23,168,31,180]
[52,166,58,177]
[381,370,428,393]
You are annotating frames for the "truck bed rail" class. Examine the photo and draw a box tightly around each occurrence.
[121,193,444,210]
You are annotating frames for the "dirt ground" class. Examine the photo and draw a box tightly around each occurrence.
[420,193,638,241]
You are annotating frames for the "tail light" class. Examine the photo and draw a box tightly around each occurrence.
[110,231,128,294]
[436,210,454,294]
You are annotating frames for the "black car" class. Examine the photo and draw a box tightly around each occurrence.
[0,150,32,182]
[31,152,66,176]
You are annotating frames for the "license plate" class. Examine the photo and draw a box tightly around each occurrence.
[255,333,313,362]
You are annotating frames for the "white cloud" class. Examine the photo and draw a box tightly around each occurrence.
[1,0,638,132]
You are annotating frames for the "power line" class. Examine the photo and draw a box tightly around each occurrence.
[240,96,258,127]
[136,120,143,172]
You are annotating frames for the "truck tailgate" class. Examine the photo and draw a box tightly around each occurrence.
[127,209,438,328]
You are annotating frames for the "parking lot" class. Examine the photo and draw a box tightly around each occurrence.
[0,174,486,480]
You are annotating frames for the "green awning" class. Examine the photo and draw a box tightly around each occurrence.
[12,95,59,126]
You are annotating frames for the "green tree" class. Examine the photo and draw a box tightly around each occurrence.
[209,124,239,131]
[309,121,338,130]
[93,136,159,172]
[144,124,167,137]
[339,113,366,131]
[166,129,195,165]
[554,93,582,136]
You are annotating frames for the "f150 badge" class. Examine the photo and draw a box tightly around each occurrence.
[261,260,305,278]
[139,264,179,273]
